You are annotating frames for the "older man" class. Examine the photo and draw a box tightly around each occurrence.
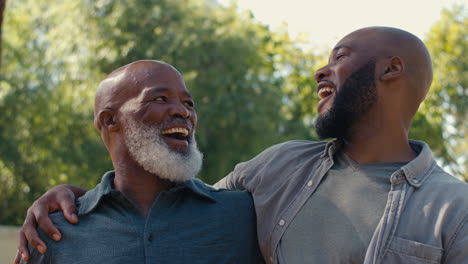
[18,60,263,264]
[17,27,468,264]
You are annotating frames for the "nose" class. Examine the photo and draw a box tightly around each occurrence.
[314,65,331,83]
[169,102,191,119]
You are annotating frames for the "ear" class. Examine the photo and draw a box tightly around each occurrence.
[97,109,120,132]
[379,56,404,81]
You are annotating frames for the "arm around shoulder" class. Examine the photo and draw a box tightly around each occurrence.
[214,166,248,191]
[19,244,50,264]
[214,142,291,191]
[16,183,87,263]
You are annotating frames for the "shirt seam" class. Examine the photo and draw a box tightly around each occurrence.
[386,248,440,263]
[378,183,408,263]
[442,210,468,262]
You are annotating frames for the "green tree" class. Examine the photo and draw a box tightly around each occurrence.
[420,5,467,179]
[0,0,110,224]
[0,0,317,224]
[0,0,6,69]
[3,0,464,226]
[75,0,318,183]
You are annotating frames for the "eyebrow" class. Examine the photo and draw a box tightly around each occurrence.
[142,86,192,98]
[145,87,169,93]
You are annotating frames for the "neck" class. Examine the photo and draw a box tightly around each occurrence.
[343,116,416,164]
[112,158,175,216]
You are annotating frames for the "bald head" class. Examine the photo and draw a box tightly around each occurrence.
[314,27,434,140]
[94,60,182,130]
[338,27,433,104]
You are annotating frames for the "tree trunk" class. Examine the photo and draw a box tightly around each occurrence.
[0,0,6,72]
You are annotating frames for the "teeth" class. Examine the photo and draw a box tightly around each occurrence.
[162,127,189,137]
[318,87,336,99]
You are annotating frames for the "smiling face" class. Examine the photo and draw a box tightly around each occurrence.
[313,29,380,139]
[315,30,379,115]
[312,27,435,141]
[98,61,203,182]
[118,62,197,154]
[315,60,377,140]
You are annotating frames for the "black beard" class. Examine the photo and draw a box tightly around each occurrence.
[315,60,377,140]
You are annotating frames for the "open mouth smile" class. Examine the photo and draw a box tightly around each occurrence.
[317,82,337,114]
[318,86,336,99]
[162,127,189,140]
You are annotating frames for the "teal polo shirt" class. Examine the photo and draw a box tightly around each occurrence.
[25,171,263,263]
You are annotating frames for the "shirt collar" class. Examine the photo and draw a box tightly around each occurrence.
[77,171,115,215]
[77,171,216,215]
[320,139,343,159]
[168,178,217,203]
[399,140,436,188]
[321,139,436,188]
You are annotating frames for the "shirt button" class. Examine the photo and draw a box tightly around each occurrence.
[147,234,153,242]
[307,180,313,187]
[412,179,419,184]
[279,219,285,226]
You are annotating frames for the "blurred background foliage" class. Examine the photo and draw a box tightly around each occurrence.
[0,0,466,225]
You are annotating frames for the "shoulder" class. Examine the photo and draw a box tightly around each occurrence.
[216,140,329,191]
[422,167,468,260]
[257,140,326,157]
[45,211,76,230]
[424,164,468,191]
[191,179,255,220]
[188,181,262,261]
[239,140,326,171]
[190,179,256,229]
[30,211,76,261]
[192,178,254,206]
[413,165,468,233]
[43,210,85,238]
[424,165,468,203]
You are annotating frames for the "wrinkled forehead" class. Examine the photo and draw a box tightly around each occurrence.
[96,62,186,111]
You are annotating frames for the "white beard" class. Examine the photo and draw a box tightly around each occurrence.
[123,118,203,183]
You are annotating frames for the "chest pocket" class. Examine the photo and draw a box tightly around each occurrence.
[382,237,443,263]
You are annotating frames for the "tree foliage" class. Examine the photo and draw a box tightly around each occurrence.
[0,0,6,69]
[418,5,467,179]
[0,0,110,224]
[0,1,465,225]
[0,0,317,224]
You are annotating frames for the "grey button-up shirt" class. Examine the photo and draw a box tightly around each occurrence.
[25,171,264,264]
[215,139,468,264]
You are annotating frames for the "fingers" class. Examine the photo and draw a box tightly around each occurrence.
[22,210,49,253]
[29,199,62,241]
[16,231,30,263]
[13,250,22,264]
[36,214,61,242]
[60,197,79,224]
[16,184,81,263]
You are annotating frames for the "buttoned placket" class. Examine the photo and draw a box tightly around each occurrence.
[143,191,172,263]
[268,144,338,264]
[363,169,414,264]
